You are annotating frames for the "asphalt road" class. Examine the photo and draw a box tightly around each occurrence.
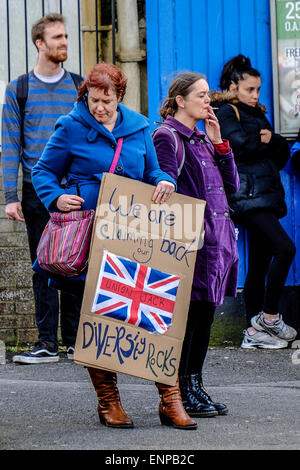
[0,347,299,453]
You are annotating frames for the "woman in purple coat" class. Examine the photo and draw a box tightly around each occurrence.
[153,72,239,418]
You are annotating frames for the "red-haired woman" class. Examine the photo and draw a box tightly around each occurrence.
[32,62,197,430]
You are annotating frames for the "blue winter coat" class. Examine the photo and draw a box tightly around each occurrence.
[153,116,239,306]
[32,100,175,211]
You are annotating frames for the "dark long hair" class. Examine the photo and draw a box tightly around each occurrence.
[160,72,206,120]
[219,54,260,91]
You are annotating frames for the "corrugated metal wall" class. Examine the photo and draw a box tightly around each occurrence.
[145,0,300,286]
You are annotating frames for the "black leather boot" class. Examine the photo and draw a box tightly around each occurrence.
[179,375,218,418]
[189,373,228,415]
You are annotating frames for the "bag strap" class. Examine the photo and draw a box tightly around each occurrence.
[16,73,29,115]
[152,124,185,176]
[70,72,84,90]
[109,138,124,173]
[16,73,29,147]
[228,103,240,121]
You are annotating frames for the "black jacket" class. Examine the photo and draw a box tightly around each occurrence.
[211,91,290,220]
[290,128,300,173]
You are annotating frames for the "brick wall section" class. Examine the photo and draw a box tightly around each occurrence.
[0,152,37,345]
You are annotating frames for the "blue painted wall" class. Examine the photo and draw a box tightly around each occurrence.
[145,0,300,286]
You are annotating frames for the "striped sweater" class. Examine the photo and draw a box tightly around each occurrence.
[1,70,79,204]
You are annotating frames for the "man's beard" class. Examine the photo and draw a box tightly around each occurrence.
[47,50,68,64]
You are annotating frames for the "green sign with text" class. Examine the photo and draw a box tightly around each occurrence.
[277,0,300,39]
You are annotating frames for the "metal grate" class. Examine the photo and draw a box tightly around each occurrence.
[1,0,83,84]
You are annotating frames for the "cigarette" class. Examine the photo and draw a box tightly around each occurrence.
[212,107,219,110]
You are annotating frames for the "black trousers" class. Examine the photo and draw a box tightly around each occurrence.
[239,210,296,325]
[179,301,215,377]
[21,182,81,346]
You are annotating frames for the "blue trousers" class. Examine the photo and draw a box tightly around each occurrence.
[22,182,81,346]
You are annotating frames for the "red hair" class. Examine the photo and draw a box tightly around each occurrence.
[77,62,127,102]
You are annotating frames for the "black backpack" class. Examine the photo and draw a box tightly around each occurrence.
[16,71,83,145]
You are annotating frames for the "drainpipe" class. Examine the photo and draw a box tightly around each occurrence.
[116,0,145,112]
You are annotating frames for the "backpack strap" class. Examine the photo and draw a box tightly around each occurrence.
[16,73,29,114]
[152,124,185,177]
[16,73,29,147]
[70,72,83,90]
[16,72,83,147]
[16,71,83,113]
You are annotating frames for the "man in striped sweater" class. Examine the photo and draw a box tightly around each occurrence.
[1,13,83,364]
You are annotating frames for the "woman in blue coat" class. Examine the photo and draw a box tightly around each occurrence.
[32,68,175,213]
[32,62,197,430]
[153,72,239,418]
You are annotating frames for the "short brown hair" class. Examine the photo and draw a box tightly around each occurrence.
[160,72,206,120]
[77,62,127,102]
[31,13,65,47]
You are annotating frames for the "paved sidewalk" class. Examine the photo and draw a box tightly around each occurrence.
[0,347,299,451]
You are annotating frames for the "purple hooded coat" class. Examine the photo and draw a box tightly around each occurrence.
[153,116,240,306]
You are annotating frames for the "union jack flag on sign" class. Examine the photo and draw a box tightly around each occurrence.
[91,251,180,334]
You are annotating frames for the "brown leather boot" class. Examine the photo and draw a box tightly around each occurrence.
[87,367,134,428]
[155,378,197,430]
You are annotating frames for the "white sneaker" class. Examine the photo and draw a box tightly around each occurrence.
[66,346,74,360]
[241,329,288,349]
[251,312,297,342]
[12,341,59,364]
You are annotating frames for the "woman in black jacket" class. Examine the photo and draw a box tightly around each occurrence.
[212,54,296,349]
[290,128,300,173]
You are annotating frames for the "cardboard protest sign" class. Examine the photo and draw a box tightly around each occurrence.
[74,173,205,385]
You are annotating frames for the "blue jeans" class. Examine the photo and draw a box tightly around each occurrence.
[22,182,82,346]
